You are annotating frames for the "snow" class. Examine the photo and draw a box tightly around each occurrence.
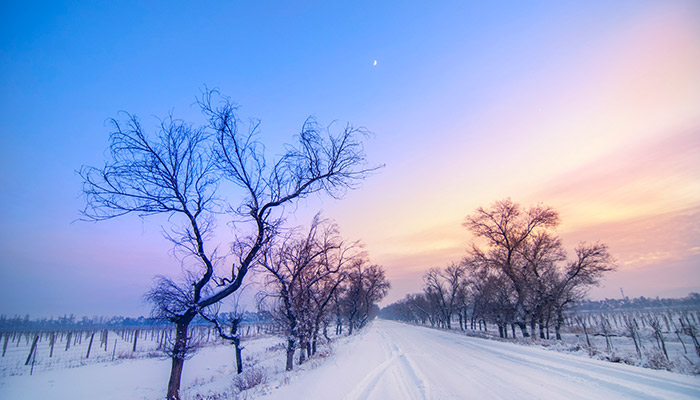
[2,321,699,399]
[0,335,282,399]
[261,320,700,400]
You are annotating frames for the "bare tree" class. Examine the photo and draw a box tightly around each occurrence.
[649,316,669,361]
[548,242,615,339]
[258,215,358,371]
[465,198,559,337]
[344,262,390,333]
[80,90,377,400]
[520,231,566,338]
[623,315,642,357]
[423,263,466,329]
[464,199,615,340]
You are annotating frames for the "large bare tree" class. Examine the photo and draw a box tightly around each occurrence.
[80,90,377,400]
[464,198,559,337]
[464,198,615,339]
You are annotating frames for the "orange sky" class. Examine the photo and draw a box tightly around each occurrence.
[314,2,700,303]
[2,1,699,316]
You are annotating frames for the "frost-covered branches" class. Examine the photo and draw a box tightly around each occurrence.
[80,90,377,399]
[383,198,616,342]
[258,215,361,371]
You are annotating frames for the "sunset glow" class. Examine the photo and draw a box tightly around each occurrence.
[1,1,698,317]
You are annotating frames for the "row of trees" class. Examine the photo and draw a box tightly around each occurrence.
[258,215,389,370]
[382,199,616,340]
[80,90,381,399]
[575,293,700,312]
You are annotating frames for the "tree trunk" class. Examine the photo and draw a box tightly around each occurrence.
[285,338,295,371]
[323,321,330,341]
[298,341,306,365]
[517,322,529,338]
[555,310,563,340]
[234,339,243,374]
[311,330,318,356]
[539,320,545,339]
[166,318,191,400]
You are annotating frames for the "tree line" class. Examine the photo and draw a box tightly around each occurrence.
[381,199,616,340]
[80,90,387,400]
[576,293,700,312]
[0,313,272,332]
[255,214,389,371]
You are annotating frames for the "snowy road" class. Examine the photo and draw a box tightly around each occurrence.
[263,320,700,400]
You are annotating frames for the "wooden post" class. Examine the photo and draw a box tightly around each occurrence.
[30,346,37,376]
[25,334,39,365]
[86,332,95,359]
[2,333,8,357]
[132,329,138,352]
[112,339,117,361]
[49,332,56,358]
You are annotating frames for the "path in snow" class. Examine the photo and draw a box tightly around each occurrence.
[263,320,700,400]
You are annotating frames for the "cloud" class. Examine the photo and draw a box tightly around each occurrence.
[532,129,700,230]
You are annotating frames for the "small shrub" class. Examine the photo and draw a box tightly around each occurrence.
[192,392,233,400]
[602,351,635,366]
[315,344,333,359]
[265,343,284,353]
[567,344,582,352]
[233,367,267,392]
[115,351,136,360]
[604,353,622,363]
[642,349,673,371]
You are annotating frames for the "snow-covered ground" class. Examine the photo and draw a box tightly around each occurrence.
[261,320,700,400]
[1,320,699,399]
[0,333,283,400]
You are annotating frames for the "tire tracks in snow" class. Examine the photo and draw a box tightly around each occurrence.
[343,328,430,400]
[394,322,700,400]
[261,321,700,400]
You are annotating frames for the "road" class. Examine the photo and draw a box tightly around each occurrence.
[262,319,700,400]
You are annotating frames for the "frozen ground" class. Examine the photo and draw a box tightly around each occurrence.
[262,320,700,400]
[1,320,699,399]
[0,334,283,400]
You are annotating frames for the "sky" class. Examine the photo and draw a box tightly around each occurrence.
[1,1,699,318]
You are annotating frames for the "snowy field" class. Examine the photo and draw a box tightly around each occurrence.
[2,320,700,399]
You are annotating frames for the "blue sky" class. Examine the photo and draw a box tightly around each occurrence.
[1,1,699,317]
